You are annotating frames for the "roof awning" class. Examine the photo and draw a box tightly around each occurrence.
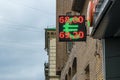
[91,0,120,39]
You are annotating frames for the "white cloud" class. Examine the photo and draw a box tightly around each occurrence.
[0,0,55,80]
[0,65,45,80]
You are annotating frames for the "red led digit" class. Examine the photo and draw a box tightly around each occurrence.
[78,31,84,38]
[65,32,70,38]
[73,16,78,23]
[59,16,64,23]
[78,16,84,23]
[59,32,65,38]
[65,16,70,23]
[73,32,78,38]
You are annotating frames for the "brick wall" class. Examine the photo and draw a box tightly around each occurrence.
[57,0,104,80]
[56,0,74,75]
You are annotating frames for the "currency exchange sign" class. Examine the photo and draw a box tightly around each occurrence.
[59,15,86,42]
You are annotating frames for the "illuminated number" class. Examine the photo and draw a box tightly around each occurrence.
[65,32,70,38]
[59,17,64,23]
[65,16,70,23]
[78,16,84,23]
[78,31,84,38]
[59,32,65,38]
[73,16,78,23]
[73,32,78,38]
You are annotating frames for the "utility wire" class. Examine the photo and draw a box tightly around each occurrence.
[5,0,56,16]
[1,18,55,29]
[0,22,55,32]
[0,17,56,32]
[0,0,56,32]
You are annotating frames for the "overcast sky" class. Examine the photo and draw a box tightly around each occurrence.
[0,0,56,80]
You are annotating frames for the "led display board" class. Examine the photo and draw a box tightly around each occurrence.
[59,15,86,42]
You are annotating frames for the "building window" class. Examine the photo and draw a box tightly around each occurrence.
[68,68,71,80]
[47,32,49,35]
[85,65,90,80]
[54,32,56,35]
[51,32,54,35]
[65,74,68,80]
[72,58,77,77]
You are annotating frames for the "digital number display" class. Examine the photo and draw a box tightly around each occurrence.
[59,15,86,42]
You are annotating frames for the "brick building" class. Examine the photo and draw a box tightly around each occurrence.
[44,28,59,80]
[56,0,104,80]
[56,0,74,75]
